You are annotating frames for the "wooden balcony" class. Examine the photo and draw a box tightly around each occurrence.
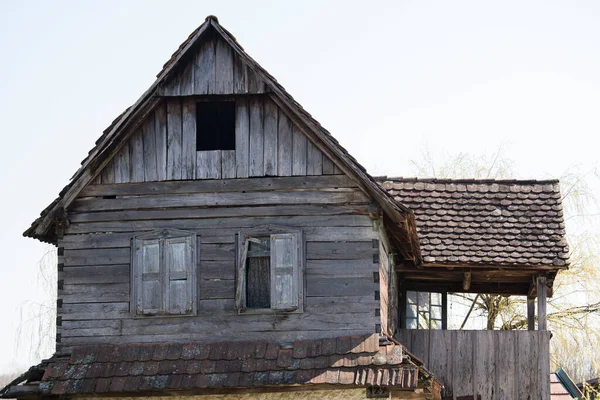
[396,329,551,400]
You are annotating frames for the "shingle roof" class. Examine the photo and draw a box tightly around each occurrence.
[37,335,433,396]
[377,177,569,267]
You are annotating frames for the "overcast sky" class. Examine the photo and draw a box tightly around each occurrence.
[1,0,599,374]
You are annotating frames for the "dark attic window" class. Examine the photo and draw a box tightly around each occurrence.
[196,101,236,151]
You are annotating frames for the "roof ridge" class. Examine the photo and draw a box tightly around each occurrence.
[375,176,560,185]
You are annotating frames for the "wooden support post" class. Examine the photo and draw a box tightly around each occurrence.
[537,276,547,331]
[442,292,448,330]
[527,296,535,331]
[463,271,471,291]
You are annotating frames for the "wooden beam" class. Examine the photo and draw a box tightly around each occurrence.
[537,276,547,331]
[527,296,535,331]
[442,292,448,330]
[463,271,471,291]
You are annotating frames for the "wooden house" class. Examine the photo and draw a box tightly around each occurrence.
[1,16,569,400]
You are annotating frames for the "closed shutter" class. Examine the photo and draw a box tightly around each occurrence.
[270,233,299,310]
[165,236,194,314]
[135,239,161,315]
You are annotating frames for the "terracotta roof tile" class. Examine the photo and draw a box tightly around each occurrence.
[37,334,428,394]
[378,178,569,267]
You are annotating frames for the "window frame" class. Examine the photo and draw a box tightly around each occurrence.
[236,225,304,315]
[402,289,447,330]
[131,229,197,318]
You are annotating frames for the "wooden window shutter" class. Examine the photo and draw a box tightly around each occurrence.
[165,236,194,314]
[134,238,161,315]
[270,233,299,311]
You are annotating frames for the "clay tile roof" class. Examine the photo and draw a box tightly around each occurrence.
[377,177,569,267]
[36,334,435,395]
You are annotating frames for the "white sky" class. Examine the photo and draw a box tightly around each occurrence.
[1,0,599,374]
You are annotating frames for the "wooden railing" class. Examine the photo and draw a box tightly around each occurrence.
[396,329,551,400]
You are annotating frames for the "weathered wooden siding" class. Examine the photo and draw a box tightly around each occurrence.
[97,97,341,183]
[159,34,266,96]
[57,176,380,350]
[396,330,551,400]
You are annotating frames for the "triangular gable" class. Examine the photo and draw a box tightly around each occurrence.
[24,16,421,263]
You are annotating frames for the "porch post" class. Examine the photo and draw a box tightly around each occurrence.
[527,296,535,330]
[537,276,547,331]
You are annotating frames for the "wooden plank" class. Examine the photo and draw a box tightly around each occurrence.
[496,331,516,400]
[537,276,547,330]
[307,276,375,297]
[306,296,377,314]
[277,112,293,176]
[196,151,222,179]
[247,67,265,93]
[199,261,236,280]
[307,141,323,176]
[214,37,233,94]
[409,329,429,364]
[263,99,278,176]
[81,175,356,196]
[292,125,307,176]
[142,114,157,182]
[60,302,130,321]
[427,330,452,397]
[100,159,115,184]
[221,150,236,179]
[130,129,145,182]
[194,37,215,95]
[322,156,335,175]
[333,164,344,175]
[235,97,250,178]
[452,330,474,398]
[60,283,129,304]
[539,331,551,399]
[307,259,376,278]
[63,248,130,266]
[473,331,495,400]
[517,332,537,398]
[154,104,168,181]
[199,279,235,300]
[527,296,535,330]
[72,189,369,212]
[248,97,264,177]
[166,98,183,180]
[178,58,195,95]
[114,142,130,183]
[69,204,367,223]
[181,98,196,179]
[60,265,129,284]
[233,52,248,94]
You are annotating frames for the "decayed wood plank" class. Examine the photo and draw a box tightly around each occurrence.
[537,275,547,331]
[166,98,183,180]
[114,142,130,183]
[292,125,307,176]
[72,189,368,212]
[409,329,429,365]
[322,156,335,175]
[199,279,235,300]
[263,99,278,176]
[130,129,145,182]
[306,276,375,297]
[427,330,452,397]
[307,141,323,176]
[277,112,293,176]
[233,52,248,94]
[178,58,195,95]
[199,261,235,280]
[306,259,376,278]
[194,37,215,95]
[81,174,356,196]
[60,265,129,284]
[235,97,250,178]
[473,331,495,400]
[539,331,551,399]
[517,332,538,398]
[496,331,516,400]
[247,67,265,93]
[154,104,168,181]
[248,97,264,177]
[196,150,222,179]
[333,164,343,175]
[69,204,367,223]
[60,302,130,321]
[306,296,377,314]
[60,283,129,303]
[452,330,474,398]
[214,37,233,94]
[67,218,375,237]
[100,159,115,184]
[221,150,236,179]
[181,98,196,179]
[63,248,130,266]
[142,114,157,182]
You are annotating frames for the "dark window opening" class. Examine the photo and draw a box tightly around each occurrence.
[245,237,271,308]
[196,101,236,151]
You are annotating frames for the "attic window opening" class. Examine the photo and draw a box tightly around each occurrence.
[196,101,235,151]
